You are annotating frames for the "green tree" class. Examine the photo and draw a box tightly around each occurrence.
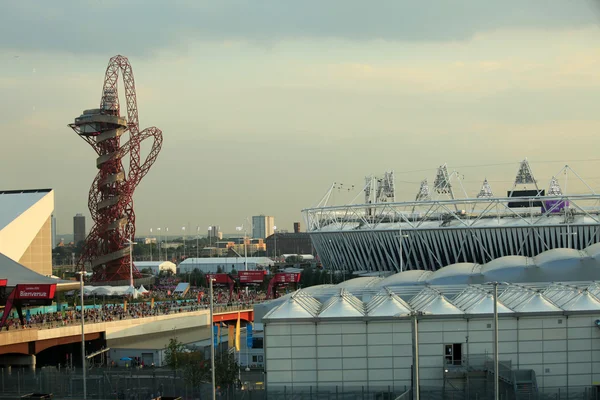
[215,352,239,386]
[164,338,186,370]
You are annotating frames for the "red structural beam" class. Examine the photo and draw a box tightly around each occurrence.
[213,310,254,324]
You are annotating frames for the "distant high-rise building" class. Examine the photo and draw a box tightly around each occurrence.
[51,214,57,249]
[294,222,301,233]
[73,213,86,245]
[252,215,275,239]
[208,225,222,240]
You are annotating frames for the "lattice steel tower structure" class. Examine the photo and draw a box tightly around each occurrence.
[69,55,163,282]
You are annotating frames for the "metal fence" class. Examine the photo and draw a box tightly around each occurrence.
[1,368,599,400]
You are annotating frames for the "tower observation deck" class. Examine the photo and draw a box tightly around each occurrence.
[69,55,163,283]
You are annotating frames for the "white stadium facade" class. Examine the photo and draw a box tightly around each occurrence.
[0,189,55,277]
[304,160,600,273]
[257,244,600,397]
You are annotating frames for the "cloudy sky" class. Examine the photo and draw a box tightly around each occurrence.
[3,1,600,237]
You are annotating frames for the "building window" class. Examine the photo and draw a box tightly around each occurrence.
[444,343,463,366]
[252,356,258,363]
[258,355,263,363]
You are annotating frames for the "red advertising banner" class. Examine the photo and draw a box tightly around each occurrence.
[238,270,266,283]
[0,279,7,287]
[206,274,233,284]
[273,273,301,283]
[14,284,56,300]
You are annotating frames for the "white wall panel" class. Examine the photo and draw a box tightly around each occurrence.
[343,358,367,369]
[543,329,566,341]
[518,341,542,353]
[318,335,342,347]
[343,369,367,381]
[368,357,393,369]
[569,363,592,375]
[292,359,316,371]
[292,335,316,347]
[419,344,441,356]
[419,332,441,344]
[518,329,543,341]
[392,333,412,343]
[569,374,592,387]
[369,345,393,357]
[470,331,493,343]
[393,345,412,357]
[393,322,411,333]
[318,370,343,383]
[543,352,567,364]
[319,347,342,358]
[317,358,342,370]
[267,371,292,383]
[292,371,317,383]
[268,335,292,347]
[569,328,592,339]
[291,324,316,335]
[368,369,393,381]
[268,325,291,335]
[340,323,367,334]
[317,324,342,335]
[570,351,592,362]
[519,318,543,329]
[291,347,316,359]
[368,323,393,333]
[520,353,543,365]
[343,334,367,346]
[394,357,412,368]
[568,339,590,352]
[267,359,291,371]
[343,346,366,358]
[368,333,393,345]
[267,347,291,359]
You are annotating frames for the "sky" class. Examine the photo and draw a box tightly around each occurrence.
[2,1,600,237]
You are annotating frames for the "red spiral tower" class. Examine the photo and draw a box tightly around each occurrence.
[69,55,163,283]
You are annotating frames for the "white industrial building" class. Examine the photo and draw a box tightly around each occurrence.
[178,257,274,274]
[134,261,176,276]
[258,245,600,397]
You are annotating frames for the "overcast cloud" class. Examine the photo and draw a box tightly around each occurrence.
[2,1,600,236]
[1,1,598,55]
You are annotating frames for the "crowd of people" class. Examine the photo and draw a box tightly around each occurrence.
[1,280,269,332]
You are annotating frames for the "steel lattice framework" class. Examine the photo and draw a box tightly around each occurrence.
[304,163,600,273]
[69,55,163,282]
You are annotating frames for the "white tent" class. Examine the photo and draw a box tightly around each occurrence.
[138,285,149,294]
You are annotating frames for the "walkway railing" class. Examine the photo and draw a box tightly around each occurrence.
[1,302,258,334]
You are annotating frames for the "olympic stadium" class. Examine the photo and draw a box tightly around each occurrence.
[256,243,600,394]
[303,159,600,273]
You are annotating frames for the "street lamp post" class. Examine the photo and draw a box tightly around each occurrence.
[492,282,499,400]
[149,228,153,261]
[209,278,216,400]
[196,226,200,259]
[208,226,212,257]
[125,236,137,289]
[157,228,162,261]
[236,225,248,271]
[164,227,169,261]
[79,272,87,400]
[273,226,277,261]
[182,226,186,259]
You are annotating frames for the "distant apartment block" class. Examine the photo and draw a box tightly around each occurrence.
[208,225,222,240]
[73,213,86,245]
[252,215,275,239]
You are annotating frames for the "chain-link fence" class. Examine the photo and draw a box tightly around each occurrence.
[1,367,599,400]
